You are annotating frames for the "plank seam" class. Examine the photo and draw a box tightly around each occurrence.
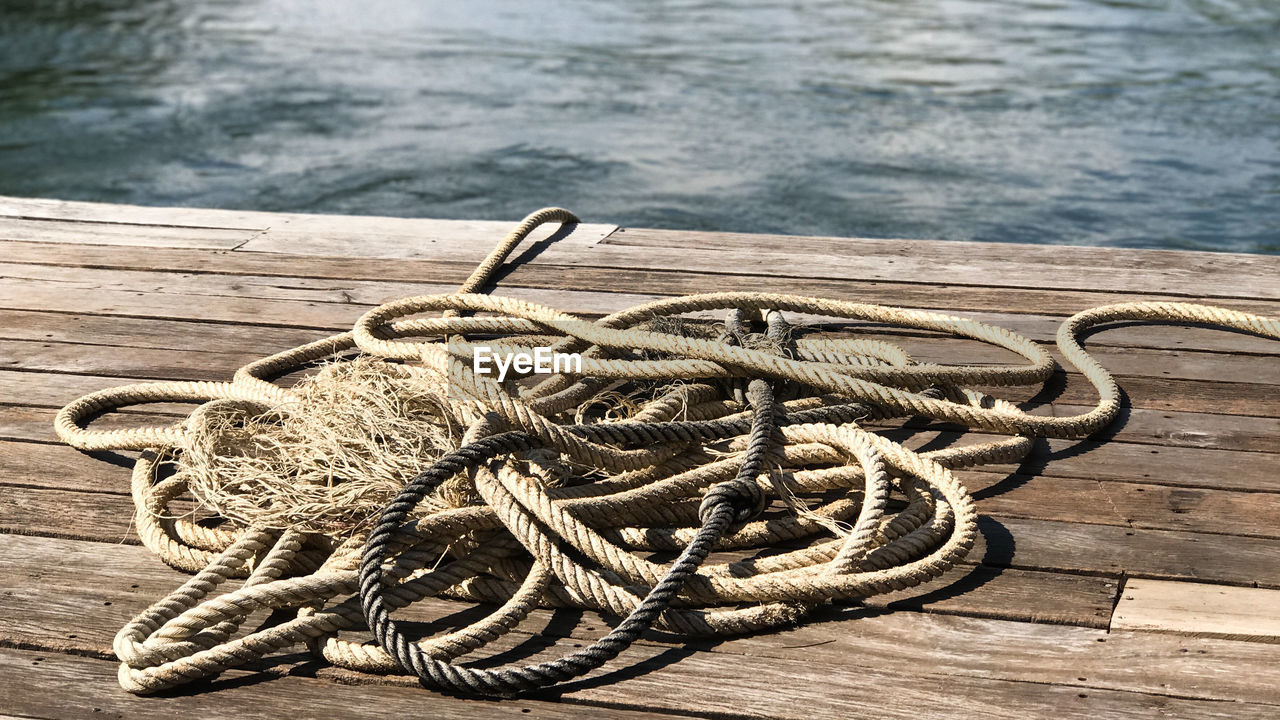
[1107,575,1128,633]
[552,256,1280,303]
[4,302,1277,361]
[0,214,266,233]
[5,240,1280,313]
[227,223,276,251]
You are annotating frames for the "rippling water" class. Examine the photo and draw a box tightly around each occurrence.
[1,1,1277,252]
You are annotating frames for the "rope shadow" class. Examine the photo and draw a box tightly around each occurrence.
[527,645,702,700]
[875,517,1015,610]
[1011,388,1134,479]
[146,651,320,697]
[1077,319,1272,345]
[1017,367,1070,409]
[786,518,1017,630]
[407,606,707,700]
[970,438,1050,502]
[488,223,578,286]
[78,447,136,471]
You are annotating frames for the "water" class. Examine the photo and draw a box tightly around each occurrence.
[1,0,1278,253]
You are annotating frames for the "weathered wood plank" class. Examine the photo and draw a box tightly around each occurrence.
[7,432,1278,543]
[964,472,1280,539]
[0,370,194,410]
[523,609,1280,707]
[230,638,1280,718]
[237,217,617,260]
[0,406,61,444]
[0,534,1116,669]
[4,252,1279,359]
[7,302,1279,389]
[610,227,1280,283]
[705,608,1280,707]
[0,308,323,353]
[7,392,1280,499]
[865,563,1116,627]
[6,534,1279,707]
[1111,579,1280,642]
[241,214,1280,300]
[4,321,1279,417]
[0,406,184,445]
[1017,438,1280,492]
[0,276,370,329]
[0,550,1213,712]
[977,517,1280,588]
[0,199,614,256]
[7,239,1280,335]
[0,441,137,494]
[9,641,1274,720]
[0,647,680,720]
[7,359,1277,455]
[1037,404,1280,453]
[3,472,1278,589]
[570,236,1280,301]
[0,195,272,229]
[907,433,1280,493]
[0,197,611,251]
[909,406,1280,454]
[4,194,1275,295]
[0,485,142,542]
[2,340,263,380]
[0,218,256,250]
[7,334,1280,422]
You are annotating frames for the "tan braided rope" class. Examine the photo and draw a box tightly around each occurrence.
[50,208,1280,694]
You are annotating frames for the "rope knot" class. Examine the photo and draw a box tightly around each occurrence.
[699,477,766,527]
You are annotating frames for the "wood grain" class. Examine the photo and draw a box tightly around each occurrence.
[2,197,1278,714]
[6,238,1279,329]
[6,302,1279,387]
[2,252,1280,356]
[1,474,1276,590]
[0,195,273,229]
[0,647,683,720]
[0,217,258,250]
[1111,578,1280,642]
[8,642,1277,720]
[577,235,1280,301]
[1,534,1273,710]
[237,216,617,259]
[7,362,1279,454]
[611,226,1280,282]
[0,534,1115,663]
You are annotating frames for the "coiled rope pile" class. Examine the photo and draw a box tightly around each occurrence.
[54,208,1280,696]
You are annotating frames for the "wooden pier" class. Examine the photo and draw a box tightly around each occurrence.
[1,195,1278,718]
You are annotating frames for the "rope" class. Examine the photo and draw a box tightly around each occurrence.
[50,207,1280,697]
[358,381,774,696]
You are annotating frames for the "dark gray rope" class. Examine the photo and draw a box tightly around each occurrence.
[359,381,781,696]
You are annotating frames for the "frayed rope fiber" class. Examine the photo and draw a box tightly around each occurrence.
[54,208,1280,696]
